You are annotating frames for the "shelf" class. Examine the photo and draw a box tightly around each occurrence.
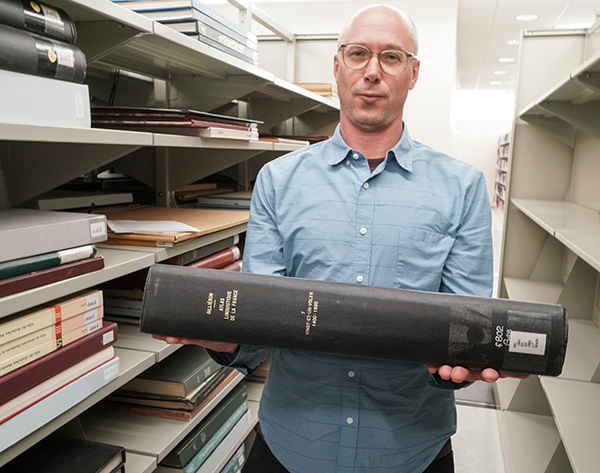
[511,199,600,272]
[0,248,155,319]
[75,371,245,462]
[498,410,563,473]
[542,377,600,473]
[0,347,155,466]
[560,319,600,382]
[114,324,180,363]
[503,277,563,304]
[125,452,157,473]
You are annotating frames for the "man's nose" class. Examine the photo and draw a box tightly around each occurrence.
[364,54,382,81]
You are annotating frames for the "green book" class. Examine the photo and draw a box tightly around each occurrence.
[120,345,222,398]
[160,384,248,468]
[0,244,97,281]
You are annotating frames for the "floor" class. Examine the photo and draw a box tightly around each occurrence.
[452,207,507,472]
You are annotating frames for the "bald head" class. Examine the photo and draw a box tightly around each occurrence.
[338,4,419,54]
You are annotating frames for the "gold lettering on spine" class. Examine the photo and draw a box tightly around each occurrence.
[304,292,318,335]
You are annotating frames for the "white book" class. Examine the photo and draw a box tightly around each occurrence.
[0,356,120,451]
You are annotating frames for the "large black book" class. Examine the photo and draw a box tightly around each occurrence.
[140,265,568,376]
[0,0,78,43]
[0,22,86,82]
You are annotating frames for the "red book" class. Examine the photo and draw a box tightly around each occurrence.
[185,246,241,270]
[0,256,105,298]
[0,321,118,406]
[220,260,242,272]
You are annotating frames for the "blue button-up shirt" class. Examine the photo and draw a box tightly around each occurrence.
[212,125,493,473]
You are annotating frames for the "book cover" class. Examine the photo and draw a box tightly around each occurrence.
[120,345,222,398]
[0,321,118,406]
[0,22,86,82]
[0,0,77,43]
[0,289,103,345]
[0,256,105,298]
[220,260,242,272]
[161,384,248,468]
[0,432,124,473]
[0,356,120,451]
[140,265,569,377]
[186,246,241,270]
[0,346,115,423]
[0,244,97,281]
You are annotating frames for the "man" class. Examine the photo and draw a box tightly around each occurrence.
[156,5,523,472]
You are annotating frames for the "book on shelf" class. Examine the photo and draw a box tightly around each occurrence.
[245,357,271,384]
[0,68,91,128]
[120,345,222,398]
[0,432,125,473]
[0,244,97,281]
[0,289,102,344]
[159,384,248,469]
[0,305,103,363]
[0,318,103,378]
[0,321,117,406]
[165,18,257,50]
[0,208,107,263]
[294,82,338,98]
[184,31,259,66]
[140,265,569,377]
[219,442,245,473]
[220,260,242,272]
[186,245,241,270]
[112,0,257,43]
[0,346,115,423]
[0,22,86,82]
[92,205,249,248]
[0,356,120,451]
[196,191,252,210]
[163,233,241,266]
[258,136,311,146]
[0,0,78,44]
[102,368,239,421]
[20,189,134,211]
[154,409,253,473]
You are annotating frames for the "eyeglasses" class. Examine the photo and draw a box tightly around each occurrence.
[338,44,418,75]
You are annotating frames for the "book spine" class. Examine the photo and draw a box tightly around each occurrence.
[194,21,258,61]
[140,265,568,377]
[0,0,78,43]
[162,235,238,266]
[190,0,256,43]
[186,33,257,66]
[165,385,248,467]
[182,357,222,396]
[185,246,240,270]
[58,319,103,348]
[0,321,118,405]
[0,23,86,82]
[220,260,242,272]
[0,244,96,281]
[0,357,120,451]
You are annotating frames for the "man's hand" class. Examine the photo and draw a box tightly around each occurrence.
[427,364,530,383]
[151,334,239,353]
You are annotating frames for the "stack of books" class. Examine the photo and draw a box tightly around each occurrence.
[112,0,259,66]
[0,0,90,127]
[102,345,239,422]
[101,233,243,324]
[295,82,339,99]
[91,106,262,141]
[0,209,108,298]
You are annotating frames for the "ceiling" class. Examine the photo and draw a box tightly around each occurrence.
[458,0,600,91]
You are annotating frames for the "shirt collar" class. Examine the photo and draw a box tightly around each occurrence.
[328,124,414,172]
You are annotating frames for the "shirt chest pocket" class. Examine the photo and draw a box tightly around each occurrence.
[395,228,455,291]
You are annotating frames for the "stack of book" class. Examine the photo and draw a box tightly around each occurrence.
[152,383,249,472]
[112,0,259,66]
[0,297,119,450]
[295,82,339,99]
[101,234,243,324]
[102,345,239,422]
[91,106,262,141]
[0,209,107,298]
[0,0,90,127]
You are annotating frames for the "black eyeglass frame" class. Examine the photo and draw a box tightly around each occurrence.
[338,43,418,75]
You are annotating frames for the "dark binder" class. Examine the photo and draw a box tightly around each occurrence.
[0,0,78,43]
[140,265,568,376]
[0,22,86,82]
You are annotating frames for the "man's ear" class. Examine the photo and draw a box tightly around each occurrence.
[409,59,420,90]
[334,53,340,81]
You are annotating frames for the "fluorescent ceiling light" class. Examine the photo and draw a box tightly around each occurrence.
[499,57,515,63]
[516,14,538,21]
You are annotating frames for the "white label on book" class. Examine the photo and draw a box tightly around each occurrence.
[103,330,115,345]
[74,91,85,118]
[156,241,173,248]
[508,331,546,356]
[86,320,101,334]
[58,245,94,264]
[103,360,119,380]
[90,221,107,240]
[83,308,99,324]
[55,47,74,68]
[41,4,63,37]
[86,293,101,310]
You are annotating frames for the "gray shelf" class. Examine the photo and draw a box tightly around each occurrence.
[113,324,180,363]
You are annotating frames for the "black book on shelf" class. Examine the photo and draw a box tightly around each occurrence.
[0,0,78,43]
[0,22,86,82]
[0,433,125,473]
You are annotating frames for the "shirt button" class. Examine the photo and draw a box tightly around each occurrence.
[346,160,350,165]
[346,417,354,424]
[348,370,355,378]
[352,153,359,160]
[360,227,367,235]
[363,182,369,189]
[356,275,364,283]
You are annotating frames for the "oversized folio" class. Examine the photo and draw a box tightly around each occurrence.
[140,265,568,376]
